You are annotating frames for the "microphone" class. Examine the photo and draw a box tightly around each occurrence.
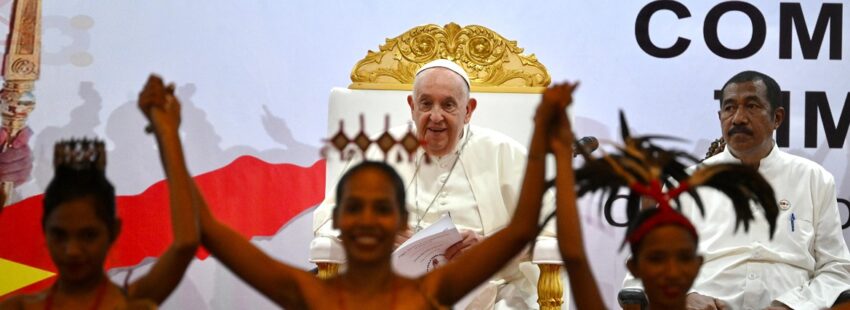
[573,136,599,157]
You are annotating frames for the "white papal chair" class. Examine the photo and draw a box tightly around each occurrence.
[311,23,568,309]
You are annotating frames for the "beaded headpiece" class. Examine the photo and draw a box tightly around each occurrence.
[53,138,107,172]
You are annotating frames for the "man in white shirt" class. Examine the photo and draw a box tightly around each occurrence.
[624,70,850,310]
[312,59,552,309]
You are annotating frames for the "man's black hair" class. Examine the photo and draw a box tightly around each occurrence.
[720,70,781,112]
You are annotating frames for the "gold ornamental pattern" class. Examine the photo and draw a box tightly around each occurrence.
[350,22,550,93]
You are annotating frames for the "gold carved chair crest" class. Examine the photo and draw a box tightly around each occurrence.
[349,22,550,93]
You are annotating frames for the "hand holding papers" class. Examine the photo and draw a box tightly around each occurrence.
[392,215,462,277]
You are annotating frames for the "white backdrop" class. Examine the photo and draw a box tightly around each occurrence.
[0,1,847,309]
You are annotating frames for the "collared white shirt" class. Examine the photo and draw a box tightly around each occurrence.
[681,145,850,310]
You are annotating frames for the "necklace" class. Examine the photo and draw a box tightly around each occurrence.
[44,277,108,310]
[406,125,473,232]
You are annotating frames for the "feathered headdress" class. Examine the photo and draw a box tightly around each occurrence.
[572,111,778,247]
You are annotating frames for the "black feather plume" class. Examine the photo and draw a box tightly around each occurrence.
[571,111,779,240]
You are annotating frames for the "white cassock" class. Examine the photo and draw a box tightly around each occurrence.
[313,125,557,309]
[624,144,850,310]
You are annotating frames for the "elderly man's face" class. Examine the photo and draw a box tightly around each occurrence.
[718,80,783,156]
[407,68,476,157]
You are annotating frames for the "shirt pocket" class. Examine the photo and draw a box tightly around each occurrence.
[777,207,815,255]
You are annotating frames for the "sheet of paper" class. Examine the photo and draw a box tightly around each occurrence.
[392,215,462,277]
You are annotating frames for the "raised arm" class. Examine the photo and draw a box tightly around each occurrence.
[156,89,318,308]
[192,180,322,307]
[548,86,605,309]
[127,75,200,304]
[420,83,576,305]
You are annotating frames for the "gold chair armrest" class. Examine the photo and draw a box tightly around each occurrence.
[316,262,340,279]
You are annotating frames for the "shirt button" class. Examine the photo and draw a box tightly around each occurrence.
[748,273,758,280]
[439,176,447,183]
[440,201,447,206]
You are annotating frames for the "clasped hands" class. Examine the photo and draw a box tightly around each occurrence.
[536,81,580,155]
[138,74,181,134]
